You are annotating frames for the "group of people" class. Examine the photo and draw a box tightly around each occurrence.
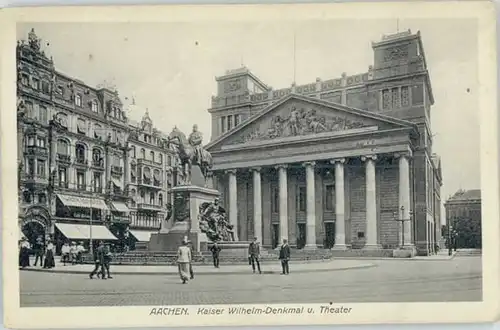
[60,241,86,266]
[176,236,292,283]
[89,241,113,280]
[18,236,56,269]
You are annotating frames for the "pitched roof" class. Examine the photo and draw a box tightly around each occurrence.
[448,189,481,201]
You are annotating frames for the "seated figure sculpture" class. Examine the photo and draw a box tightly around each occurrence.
[198,198,235,242]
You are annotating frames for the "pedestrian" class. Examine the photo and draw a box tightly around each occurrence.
[76,241,85,264]
[61,241,70,266]
[43,240,55,269]
[248,236,262,274]
[210,241,221,268]
[33,236,44,267]
[177,240,192,284]
[70,241,78,265]
[18,237,30,268]
[187,240,195,279]
[100,243,113,279]
[89,241,106,280]
[279,238,291,275]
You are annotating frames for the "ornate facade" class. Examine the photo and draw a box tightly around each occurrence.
[17,29,174,251]
[206,30,443,256]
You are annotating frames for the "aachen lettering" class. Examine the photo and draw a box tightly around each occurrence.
[149,307,189,316]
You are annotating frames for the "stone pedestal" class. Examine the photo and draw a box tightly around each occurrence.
[149,184,220,253]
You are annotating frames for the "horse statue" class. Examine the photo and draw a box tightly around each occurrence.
[167,126,213,185]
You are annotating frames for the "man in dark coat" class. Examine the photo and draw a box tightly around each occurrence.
[210,242,221,268]
[89,241,106,280]
[33,236,44,267]
[279,238,291,275]
[100,243,113,279]
[248,237,262,274]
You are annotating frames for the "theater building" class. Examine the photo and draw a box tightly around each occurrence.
[206,30,443,256]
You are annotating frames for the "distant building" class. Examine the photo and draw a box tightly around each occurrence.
[445,189,481,224]
[206,30,443,256]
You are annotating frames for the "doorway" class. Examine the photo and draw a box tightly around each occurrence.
[324,222,336,249]
[22,222,46,247]
[271,224,279,249]
[297,223,306,249]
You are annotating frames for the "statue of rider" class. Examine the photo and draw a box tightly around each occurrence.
[188,124,204,166]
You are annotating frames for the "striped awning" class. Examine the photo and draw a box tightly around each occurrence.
[55,223,117,240]
[57,193,109,210]
[110,201,130,213]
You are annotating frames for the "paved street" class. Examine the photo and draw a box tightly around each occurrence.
[20,257,482,307]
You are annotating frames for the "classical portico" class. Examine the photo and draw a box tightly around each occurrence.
[206,94,418,250]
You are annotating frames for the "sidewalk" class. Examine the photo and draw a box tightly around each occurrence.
[21,259,376,276]
[332,250,458,261]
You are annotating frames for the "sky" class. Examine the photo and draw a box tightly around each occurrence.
[17,20,479,223]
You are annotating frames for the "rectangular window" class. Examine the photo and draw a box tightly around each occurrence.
[28,159,35,175]
[234,114,240,126]
[21,74,29,86]
[36,137,45,148]
[37,160,45,177]
[75,94,82,107]
[93,172,101,191]
[38,106,48,124]
[25,102,33,117]
[382,89,391,110]
[76,171,85,187]
[41,81,50,93]
[31,78,39,90]
[325,184,335,211]
[227,115,233,130]
[220,116,226,133]
[401,86,410,107]
[298,186,306,212]
[91,100,98,113]
[271,187,279,213]
[58,167,67,184]
[391,88,400,108]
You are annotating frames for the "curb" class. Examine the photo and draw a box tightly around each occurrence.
[20,263,376,276]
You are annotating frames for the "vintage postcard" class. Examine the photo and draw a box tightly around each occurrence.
[1,2,498,328]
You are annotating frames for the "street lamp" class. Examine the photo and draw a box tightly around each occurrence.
[393,206,413,247]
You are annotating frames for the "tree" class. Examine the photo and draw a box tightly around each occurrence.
[451,216,482,249]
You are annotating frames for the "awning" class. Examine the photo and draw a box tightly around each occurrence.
[111,177,121,188]
[110,201,130,213]
[129,230,156,242]
[55,223,117,240]
[57,193,109,210]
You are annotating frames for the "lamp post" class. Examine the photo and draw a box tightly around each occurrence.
[89,179,94,256]
[393,206,413,247]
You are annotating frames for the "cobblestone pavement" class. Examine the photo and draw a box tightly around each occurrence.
[20,257,481,307]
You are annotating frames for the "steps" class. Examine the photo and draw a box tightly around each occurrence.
[455,249,482,257]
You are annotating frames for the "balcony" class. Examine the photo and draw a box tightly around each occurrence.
[25,146,48,157]
[22,174,48,186]
[92,159,104,169]
[74,157,88,167]
[57,153,71,163]
[111,166,123,175]
[137,158,162,168]
[137,179,163,190]
[77,184,87,191]
[137,203,163,211]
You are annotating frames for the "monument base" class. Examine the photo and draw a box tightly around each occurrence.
[148,184,219,253]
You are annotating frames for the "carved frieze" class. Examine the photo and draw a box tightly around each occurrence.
[224,79,242,93]
[384,45,409,62]
[228,105,368,145]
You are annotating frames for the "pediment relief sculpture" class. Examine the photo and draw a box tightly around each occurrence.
[229,106,367,145]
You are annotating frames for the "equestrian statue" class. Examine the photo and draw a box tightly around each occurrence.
[167,125,213,185]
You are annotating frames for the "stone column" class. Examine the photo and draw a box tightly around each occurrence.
[50,131,57,172]
[397,153,413,246]
[276,164,288,241]
[252,167,262,241]
[362,155,380,249]
[123,147,129,190]
[331,158,347,249]
[227,169,239,241]
[304,161,316,249]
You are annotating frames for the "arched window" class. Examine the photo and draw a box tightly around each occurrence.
[75,143,86,163]
[140,148,145,159]
[57,139,69,155]
[149,192,155,205]
[158,193,163,207]
[150,151,155,162]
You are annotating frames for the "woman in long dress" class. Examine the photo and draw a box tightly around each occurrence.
[177,240,192,284]
[19,237,30,268]
[43,240,55,269]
